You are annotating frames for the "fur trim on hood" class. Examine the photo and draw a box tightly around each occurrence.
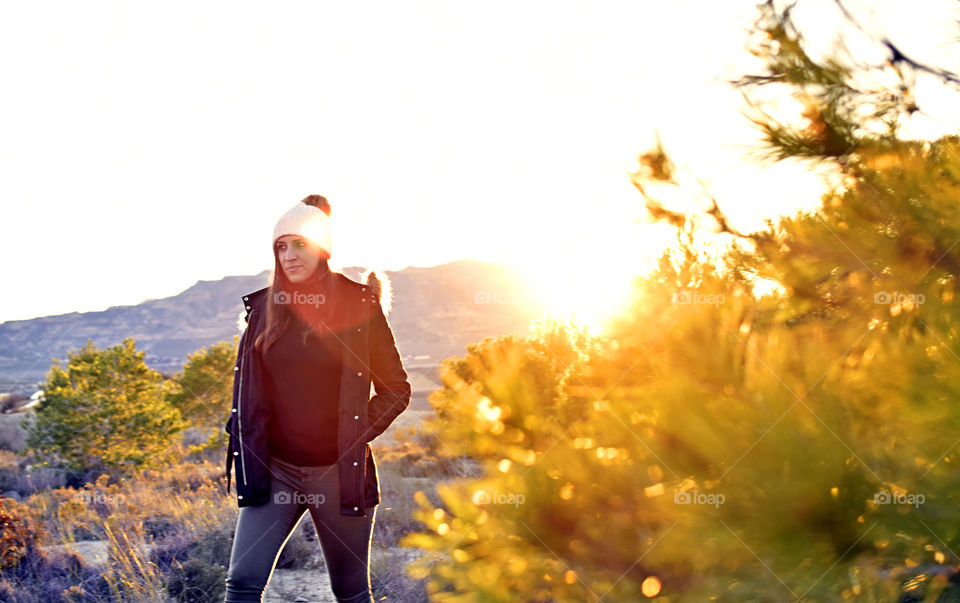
[236,266,393,332]
[360,267,393,316]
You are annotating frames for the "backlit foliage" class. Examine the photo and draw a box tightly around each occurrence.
[401,2,960,600]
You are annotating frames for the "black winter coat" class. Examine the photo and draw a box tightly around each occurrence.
[224,270,411,516]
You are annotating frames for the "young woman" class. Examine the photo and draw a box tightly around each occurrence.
[223,194,411,602]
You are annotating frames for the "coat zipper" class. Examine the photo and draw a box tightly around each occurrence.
[237,309,250,487]
[357,316,366,513]
[357,444,364,512]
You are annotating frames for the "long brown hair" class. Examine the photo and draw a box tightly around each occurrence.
[254,195,333,354]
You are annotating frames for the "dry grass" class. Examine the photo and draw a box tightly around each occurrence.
[0,414,457,601]
[2,460,234,601]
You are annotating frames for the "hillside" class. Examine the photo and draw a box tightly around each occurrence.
[0,259,550,404]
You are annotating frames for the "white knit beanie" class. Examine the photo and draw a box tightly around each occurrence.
[272,202,332,257]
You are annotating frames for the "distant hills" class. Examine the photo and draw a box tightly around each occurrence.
[0,259,551,407]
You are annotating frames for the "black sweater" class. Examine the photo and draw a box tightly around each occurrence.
[262,274,342,466]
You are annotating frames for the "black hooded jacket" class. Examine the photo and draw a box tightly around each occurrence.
[224,269,411,516]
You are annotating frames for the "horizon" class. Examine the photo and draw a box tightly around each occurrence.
[0,256,516,324]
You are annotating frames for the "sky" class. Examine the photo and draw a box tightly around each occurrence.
[2,0,959,324]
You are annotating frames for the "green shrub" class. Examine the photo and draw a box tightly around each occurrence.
[26,338,187,477]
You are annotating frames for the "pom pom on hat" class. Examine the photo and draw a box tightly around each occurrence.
[272,195,332,257]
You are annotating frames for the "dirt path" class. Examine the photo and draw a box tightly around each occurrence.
[263,568,337,602]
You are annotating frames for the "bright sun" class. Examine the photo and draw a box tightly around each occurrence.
[516,249,651,335]
[505,200,673,335]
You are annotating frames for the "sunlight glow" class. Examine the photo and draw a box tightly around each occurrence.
[752,278,785,298]
[300,218,332,254]
[517,248,650,336]
[641,576,662,598]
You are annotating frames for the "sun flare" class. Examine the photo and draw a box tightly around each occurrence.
[516,252,650,335]
[506,213,669,335]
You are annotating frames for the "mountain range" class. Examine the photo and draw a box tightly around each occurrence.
[0,259,551,408]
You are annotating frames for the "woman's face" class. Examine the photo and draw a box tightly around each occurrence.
[275,235,326,284]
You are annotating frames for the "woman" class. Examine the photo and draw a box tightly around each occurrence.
[223,194,411,602]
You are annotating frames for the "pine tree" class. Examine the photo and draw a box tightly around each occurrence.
[26,338,187,479]
[401,1,960,600]
[165,337,239,453]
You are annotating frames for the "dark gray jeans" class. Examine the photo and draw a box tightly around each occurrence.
[224,455,376,602]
